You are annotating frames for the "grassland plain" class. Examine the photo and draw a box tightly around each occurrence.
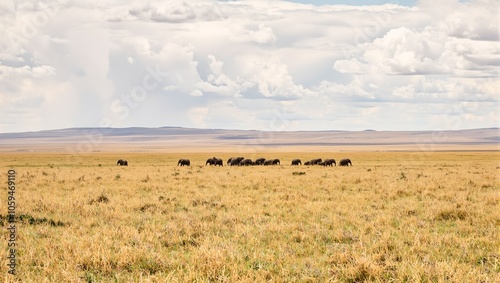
[1,151,499,282]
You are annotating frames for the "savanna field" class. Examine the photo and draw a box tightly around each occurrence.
[1,151,499,282]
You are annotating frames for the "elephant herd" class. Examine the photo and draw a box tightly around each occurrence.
[299,158,352,166]
[205,156,281,166]
[173,157,352,167]
[116,157,352,167]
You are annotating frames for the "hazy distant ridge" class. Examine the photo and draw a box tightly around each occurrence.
[0,127,498,152]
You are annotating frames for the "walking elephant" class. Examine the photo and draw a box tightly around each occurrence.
[311,158,322,165]
[117,159,128,166]
[177,159,191,166]
[206,157,223,166]
[229,157,245,166]
[239,159,254,166]
[264,159,280,165]
[339,158,352,166]
[291,159,301,166]
[323,159,336,166]
[206,157,215,166]
[255,158,266,165]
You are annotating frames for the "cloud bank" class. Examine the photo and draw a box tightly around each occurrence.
[0,0,498,132]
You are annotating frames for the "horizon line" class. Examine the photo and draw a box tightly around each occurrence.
[0,126,498,135]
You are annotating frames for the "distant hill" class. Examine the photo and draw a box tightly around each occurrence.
[0,127,498,152]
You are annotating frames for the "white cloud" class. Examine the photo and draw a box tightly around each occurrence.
[241,55,308,98]
[333,58,365,74]
[334,26,454,75]
[0,64,55,79]
[440,3,499,41]
[196,54,251,97]
[0,0,498,132]
[130,1,226,23]
[189,107,208,127]
[230,23,276,44]
[189,89,203,97]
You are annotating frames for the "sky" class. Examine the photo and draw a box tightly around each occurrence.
[0,0,499,133]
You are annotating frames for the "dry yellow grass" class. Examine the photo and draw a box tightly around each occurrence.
[1,151,499,282]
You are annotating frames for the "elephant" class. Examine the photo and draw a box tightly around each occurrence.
[291,159,301,165]
[263,159,273,166]
[255,158,266,165]
[117,159,128,166]
[229,157,245,166]
[264,159,279,165]
[318,161,325,166]
[206,157,223,166]
[311,158,322,165]
[339,158,352,166]
[323,159,336,166]
[304,161,311,166]
[177,159,191,166]
[239,159,254,166]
